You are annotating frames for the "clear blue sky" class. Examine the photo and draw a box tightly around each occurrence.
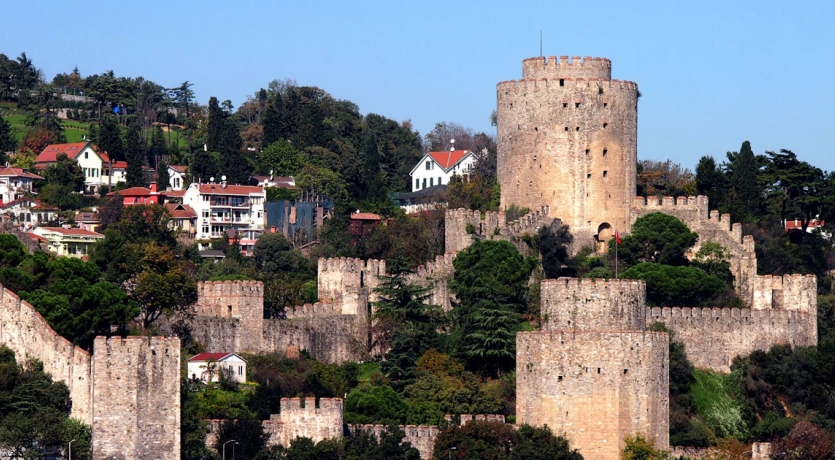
[4,1,835,171]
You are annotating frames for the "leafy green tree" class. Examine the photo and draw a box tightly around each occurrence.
[373,259,441,388]
[44,152,85,190]
[259,139,304,176]
[0,115,15,158]
[621,433,669,460]
[433,421,581,460]
[620,262,728,307]
[344,384,408,425]
[215,418,268,460]
[190,148,219,183]
[764,149,827,238]
[538,220,574,279]
[612,212,698,268]
[451,240,536,376]
[690,242,734,286]
[261,98,285,146]
[95,114,125,162]
[694,155,727,210]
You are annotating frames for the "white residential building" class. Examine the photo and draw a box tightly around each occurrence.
[187,352,247,383]
[182,182,266,253]
[168,165,188,191]
[31,227,104,258]
[0,166,43,204]
[35,142,127,194]
[409,149,476,192]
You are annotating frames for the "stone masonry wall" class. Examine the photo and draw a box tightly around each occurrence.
[405,253,457,311]
[541,278,647,332]
[91,336,181,460]
[0,285,92,423]
[517,330,669,460]
[497,56,638,248]
[264,397,344,447]
[631,195,758,305]
[444,205,551,254]
[193,280,264,351]
[318,257,385,317]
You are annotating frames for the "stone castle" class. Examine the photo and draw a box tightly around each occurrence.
[0,55,820,460]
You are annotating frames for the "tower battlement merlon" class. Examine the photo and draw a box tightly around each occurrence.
[521,55,612,80]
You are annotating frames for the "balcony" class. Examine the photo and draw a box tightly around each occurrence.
[210,200,250,207]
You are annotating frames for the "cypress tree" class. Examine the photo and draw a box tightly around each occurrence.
[261,98,283,146]
[695,155,728,209]
[124,123,146,187]
[206,96,224,153]
[727,141,762,220]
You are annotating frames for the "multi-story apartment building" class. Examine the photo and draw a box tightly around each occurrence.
[182,182,266,254]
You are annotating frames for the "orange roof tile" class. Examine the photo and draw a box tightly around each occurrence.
[169,165,188,173]
[351,212,382,221]
[35,142,91,163]
[0,166,43,180]
[427,150,472,170]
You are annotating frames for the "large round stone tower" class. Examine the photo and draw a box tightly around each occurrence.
[497,55,638,246]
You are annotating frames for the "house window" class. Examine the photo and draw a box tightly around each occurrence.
[415,179,420,189]
[202,225,209,234]
[85,152,88,159]
[257,211,262,219]
[238,366,243,376]
[430,178,434,187]
[202,210,209,218]
[438,177,442,185]
[426,161,431,170]
[422,178,426,188]
[202,195,209,201]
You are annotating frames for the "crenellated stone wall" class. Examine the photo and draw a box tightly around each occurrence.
[541,278,647,332]
[517,330,669,460]
[444,206,551,254]
[405,253,457,311]
[0,284,181,460]
[265,397,344,447]
[318,257,385,316]
[91,336,181,460]
[0,285,92,423]
[631,195,758,304]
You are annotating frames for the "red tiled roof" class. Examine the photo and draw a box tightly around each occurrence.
[785,219,825,230]
[351,212,382,221]
[111,161,128,169]
[198,184,264,196]
[29,233,47,243]
[165,203,196,219]
[38,227,104,237]
[0,198,56,210]
[166,190,186,198]
[169,165,188,173]
[36,142,91,163]
[189,352,233,362]
[108,187,153,197]
[428,150,472,170]
[0,167,43,180]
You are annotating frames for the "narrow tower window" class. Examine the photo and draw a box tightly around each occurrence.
[575,102,580,108]
[603,123,608,128]
[585,149,590,155]
[603,148,608,156]
[603,170,608,178]
[562,102,568,108]
[559,78,565,86]
[603,102,608,108]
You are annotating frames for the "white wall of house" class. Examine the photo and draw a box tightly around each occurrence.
[182,182,266,243]
[168,167,186,190]
[75,147,104,192]
[187,356,247,383]
[410,152,475,192]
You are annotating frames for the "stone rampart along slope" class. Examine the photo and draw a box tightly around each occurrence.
[190,260,383,363]
[0,284,181,460]
[516,330,669,460]
[647,275,817,372]
[631,195,757,304]
[444,206,551,254]
[404,253,457,311]
[0,285,92,423]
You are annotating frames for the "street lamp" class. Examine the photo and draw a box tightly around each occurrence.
[449,446,457,460]
[232,441,239,460]
[68,439,75,460]
[222,439,237,460]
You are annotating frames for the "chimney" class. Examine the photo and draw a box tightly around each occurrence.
[150,182,157,193]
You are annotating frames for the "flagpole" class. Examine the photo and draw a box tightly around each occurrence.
[615,229,619,280]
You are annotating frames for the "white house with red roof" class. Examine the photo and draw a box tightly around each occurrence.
[32,226,104,258]
[409,149,476,192]
[0,199,57,228]
[0,165,43,204]
[35,142,127,194]
[182,181,266,252]
[165,203,197,236]
[168,165,188,190]
[187,352,247,383]
[106,182,166,206]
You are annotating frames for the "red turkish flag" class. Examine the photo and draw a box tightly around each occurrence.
[615,230,621,245]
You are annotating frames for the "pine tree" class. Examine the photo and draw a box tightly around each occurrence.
[206,96,225,153]
[190,149,218,183]
[96,115,125,162]
[362,132,386,202]
[695,155,728,209]
[0,116,15,161]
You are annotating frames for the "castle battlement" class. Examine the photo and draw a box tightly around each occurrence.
[197,279,264,297]
[522,55,612,80]
[648,306,814,321]
[411,253,456,279]
[541,277,647,332]
[632,195,749,247]
[505,205,550,235]
[752,274,817,312]
[497,77,639,92]
[283,301,343,319]
[444,206,553,254]
[279,396,344,412]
